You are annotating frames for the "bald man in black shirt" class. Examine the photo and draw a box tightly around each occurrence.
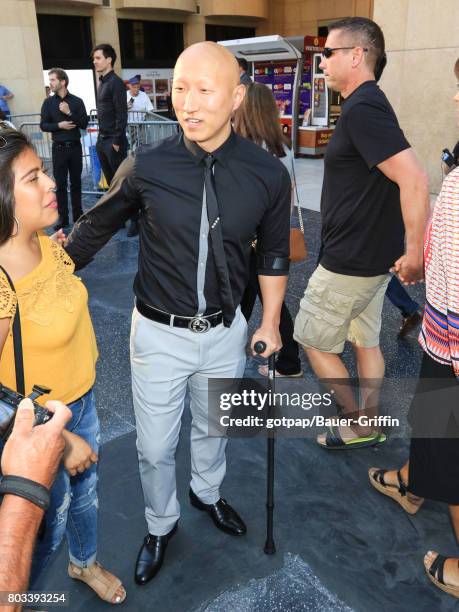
[66,42,291,584]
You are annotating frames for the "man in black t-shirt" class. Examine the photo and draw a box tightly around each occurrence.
[293,17,429,449]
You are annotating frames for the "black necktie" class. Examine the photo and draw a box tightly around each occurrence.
[204,155,235,327]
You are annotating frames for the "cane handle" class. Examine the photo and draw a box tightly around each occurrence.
[254,341,267,354]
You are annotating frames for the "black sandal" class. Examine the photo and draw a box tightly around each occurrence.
[425,553,459,599]
[368,468,423,514]
[318,425,385,450]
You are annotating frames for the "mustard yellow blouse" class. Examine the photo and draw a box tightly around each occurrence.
[0,233,98,405]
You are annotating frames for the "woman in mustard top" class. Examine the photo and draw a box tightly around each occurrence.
[0,128,126,604]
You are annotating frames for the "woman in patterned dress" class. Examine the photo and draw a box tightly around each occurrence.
[368,59,459,599]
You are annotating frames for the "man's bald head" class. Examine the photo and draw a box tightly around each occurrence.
[175,42,240,89]
[172,41,246,152]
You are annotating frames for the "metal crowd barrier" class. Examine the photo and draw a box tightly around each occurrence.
[89,109,171,123]
[19,119,180,196]
[8,113,41,127]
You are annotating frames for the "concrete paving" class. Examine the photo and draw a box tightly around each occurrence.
[35,160,457,612]
[295,157,324,212]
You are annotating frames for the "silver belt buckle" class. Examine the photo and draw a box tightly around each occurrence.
[188,316,211,333]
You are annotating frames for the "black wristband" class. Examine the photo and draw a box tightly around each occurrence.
[0,475,50,511]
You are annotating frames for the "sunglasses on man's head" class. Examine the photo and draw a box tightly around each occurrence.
[322,47,369,59]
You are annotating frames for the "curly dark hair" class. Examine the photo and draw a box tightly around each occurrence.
[0,128,34,246]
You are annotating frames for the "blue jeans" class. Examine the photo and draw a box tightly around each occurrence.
[30,388,100,586]
[385,275,419,318]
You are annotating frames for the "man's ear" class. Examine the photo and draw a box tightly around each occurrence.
[352,47,366,68]
[231,84,246,113]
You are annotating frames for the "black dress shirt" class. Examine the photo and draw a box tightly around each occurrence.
[40,92,88,142]
[65,130,291,317]
[97,71,127,144]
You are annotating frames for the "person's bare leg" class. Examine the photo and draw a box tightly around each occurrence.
[369,460,424,508]
[423,506,459,590]
[449,505,459,543]
[354,344,385,426]
[400,460,409,486]
[374,460,409,487]
[305,347,372,439]
[305,347,358,412]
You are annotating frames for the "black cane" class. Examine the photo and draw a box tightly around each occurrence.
[254,341,276,555]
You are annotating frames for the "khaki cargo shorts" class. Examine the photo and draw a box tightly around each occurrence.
[293,264,390,353]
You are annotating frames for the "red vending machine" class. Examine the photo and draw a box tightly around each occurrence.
[297,36,334,155]
[220,35,334,156]
[254,58,301,141]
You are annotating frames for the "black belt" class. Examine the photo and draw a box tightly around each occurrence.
[136,299,222,333]
[53,140,80,148]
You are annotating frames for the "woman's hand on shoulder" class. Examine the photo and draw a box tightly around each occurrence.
[62,430,98,476]
[50,228,66,246]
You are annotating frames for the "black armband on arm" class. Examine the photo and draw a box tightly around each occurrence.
[256,254,290,275]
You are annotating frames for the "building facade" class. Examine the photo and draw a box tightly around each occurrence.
[0,0,458,191]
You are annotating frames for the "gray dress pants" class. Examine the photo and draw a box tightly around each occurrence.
[130,306,247,535]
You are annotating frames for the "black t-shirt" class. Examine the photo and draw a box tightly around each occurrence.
[320,80,410,276]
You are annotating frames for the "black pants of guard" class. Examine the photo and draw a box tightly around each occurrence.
[96,136,128,186]
[52,142,83,226]
[96,136,138,225]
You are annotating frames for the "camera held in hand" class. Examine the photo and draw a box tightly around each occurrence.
[0,384,53,441]
[441,148,455,168]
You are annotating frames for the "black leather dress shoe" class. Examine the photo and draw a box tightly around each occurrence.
[189,488,246,536]
[134,523,177,585]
